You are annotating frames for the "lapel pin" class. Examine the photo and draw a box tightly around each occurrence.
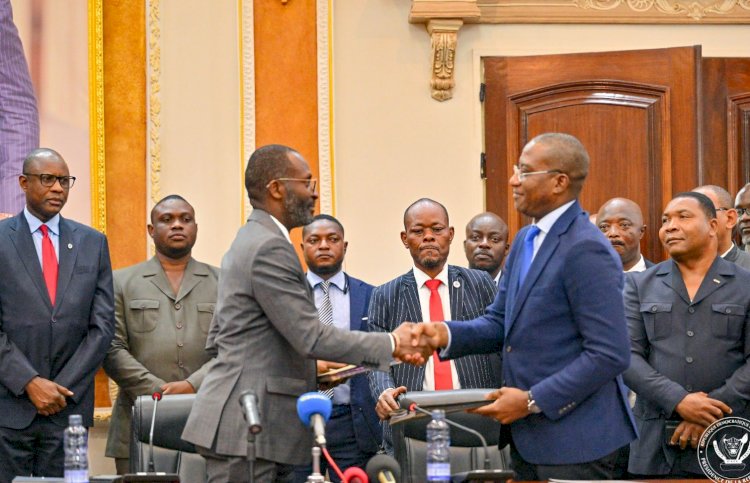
[453,281,461,288]
[713,278,721,284]
[67,243,73,249]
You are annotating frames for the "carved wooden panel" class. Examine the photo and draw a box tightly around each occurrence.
[728,94,750,190]
[484,47,700,262]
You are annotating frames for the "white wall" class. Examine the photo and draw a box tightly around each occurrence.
[333,0,750,285]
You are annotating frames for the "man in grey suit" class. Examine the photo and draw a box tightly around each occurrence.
[104,195,218,473]
[623,191,750,477]
[181,145,431,483]
[369,198,501,450]
[0,148,114,480]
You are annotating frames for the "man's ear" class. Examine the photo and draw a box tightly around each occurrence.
[400,231,408,247]
[266,180,284,201]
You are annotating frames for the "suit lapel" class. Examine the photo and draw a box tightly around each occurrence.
[8,215,52,309]
[175,258,209,303]
[691,257,733,305]
[347,275,365,331]
[146,257,176,301]
[448,266,463,320]
[54,218,80,311]
[659,260,691,306]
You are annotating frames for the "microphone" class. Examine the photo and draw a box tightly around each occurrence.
[365,454,400,483]
[147,391,162,472]
[296,392,332,447]
[239,390,262,435]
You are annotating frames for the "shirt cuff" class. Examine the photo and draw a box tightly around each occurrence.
[438,324,453,358]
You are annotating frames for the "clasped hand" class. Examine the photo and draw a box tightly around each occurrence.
[25,376,73,416]
[391,322,447,365]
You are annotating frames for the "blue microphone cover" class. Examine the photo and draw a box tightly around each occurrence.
[296,392,333,427]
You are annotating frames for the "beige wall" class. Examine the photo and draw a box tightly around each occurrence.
[157,0,241,266]
[332,0,750,285]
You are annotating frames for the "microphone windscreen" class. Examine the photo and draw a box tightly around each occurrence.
[365,454,401,481]
[296,392,333,426]
[342,466,369,483]
[152,391,162,401]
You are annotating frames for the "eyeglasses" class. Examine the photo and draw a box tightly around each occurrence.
[737,207,750,217]
[23,173,76,189]
[267,178,317,192]
[512,165,563,181]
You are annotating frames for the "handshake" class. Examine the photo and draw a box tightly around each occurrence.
[390,322,450,365]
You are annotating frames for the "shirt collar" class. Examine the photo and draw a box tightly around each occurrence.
[720,244,734,259]
[24,206,60,236]
[625,254,647,273]
[534,200,576,236]
[413,264,449,289]
[307,270,346,292]
[268,214,291,244]
[494,271,502,284]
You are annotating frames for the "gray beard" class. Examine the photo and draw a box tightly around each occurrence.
[284,191,314,228]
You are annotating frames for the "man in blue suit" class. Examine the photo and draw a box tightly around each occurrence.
[293,214,381,482]
[414,133,637,480]
[0,148,114,481]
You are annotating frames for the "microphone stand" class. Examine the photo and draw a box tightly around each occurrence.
[247,426,256,483]
[409,403,513,482]
[306,446,328,483]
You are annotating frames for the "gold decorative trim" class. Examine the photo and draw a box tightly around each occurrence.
[147,0,162,205]
[317,0,334,214]
[88,0,106,233]
[427,19,462,102]
[240,0,256,223]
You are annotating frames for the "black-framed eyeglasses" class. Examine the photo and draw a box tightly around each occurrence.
[512,165,563,181]
[737,207,750,217]
[267,178,317,192]
[23,173,76,189]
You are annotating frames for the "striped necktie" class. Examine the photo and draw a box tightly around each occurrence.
[318,280,335,399]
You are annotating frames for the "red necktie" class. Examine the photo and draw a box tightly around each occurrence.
[425,279,453,390]
[40,225,58,305]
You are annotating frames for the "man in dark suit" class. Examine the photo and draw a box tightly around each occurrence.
[0,148,114,480]
[693,185,750,270]
[623,192,750,477]
[414,133,637,480]
[181,145,431,483]
[596,197,653,272]
[369,198,500,451]
[463,212,509,285]
[293,214,381,482]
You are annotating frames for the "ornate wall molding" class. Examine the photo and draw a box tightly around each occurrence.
[241,0,255,222]
[427,19,462,101]
[410,0,750,100]
[146,0,161,206]
[88,0,106,233]
[317,0,334,213]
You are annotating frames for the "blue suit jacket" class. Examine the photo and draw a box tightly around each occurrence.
[343,273,382,454]
[445,201,637,465]
[0,213,115,428]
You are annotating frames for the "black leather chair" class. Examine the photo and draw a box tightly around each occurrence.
[391,411,511,483]
[131,394,206,483]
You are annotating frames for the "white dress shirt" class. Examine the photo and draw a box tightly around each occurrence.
[24,207,60,265]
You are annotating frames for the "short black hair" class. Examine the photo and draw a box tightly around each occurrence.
[244,145,298,206]
[403,198,449,229]
[302,214,344,238]
[672,191,717,219]
[150,194,193,223]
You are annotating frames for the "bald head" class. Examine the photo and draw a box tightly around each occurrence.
[596,198,646,271]
[693,185,736,253]
[403,198,449,229]
[23,148,65,173]
[464,212,508,279]
[529,133,589,194]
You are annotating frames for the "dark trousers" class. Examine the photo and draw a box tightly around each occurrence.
[510,440,630,481]
[293,405,377,483]
[0,416,65,483]
[196,445,294,483]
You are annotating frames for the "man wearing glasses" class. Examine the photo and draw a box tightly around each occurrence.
[411,133,637,480]
[693,185,750,270]
[735,183,750,252]
[0,148,114,480]
[182,144,433,482]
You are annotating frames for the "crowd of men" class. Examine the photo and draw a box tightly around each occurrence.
[2,135,750,482]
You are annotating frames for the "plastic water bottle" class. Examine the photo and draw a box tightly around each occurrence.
[64,414,89,483]
[426,409,450,482]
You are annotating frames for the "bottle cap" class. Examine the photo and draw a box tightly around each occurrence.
[431,409,446,418]
[68,414,83,425]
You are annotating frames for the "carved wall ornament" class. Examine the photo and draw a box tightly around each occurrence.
[575,0,750,20]
[88,0,106,233]
[147,0,162,206]
[428,20,462,101]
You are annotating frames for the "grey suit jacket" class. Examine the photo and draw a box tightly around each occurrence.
[0,213,114,428]
[103,256,219,458]
[181,209,393,464]
[724,244,750,271]
[623,257,750,475]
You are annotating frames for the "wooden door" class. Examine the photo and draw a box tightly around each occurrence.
[483,46,701,262]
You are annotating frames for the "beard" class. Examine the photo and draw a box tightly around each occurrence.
[419,254,442,269]
[310,260,343,277]
[284,190,314,228]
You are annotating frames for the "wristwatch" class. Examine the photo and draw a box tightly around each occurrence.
[527,390,542,414]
